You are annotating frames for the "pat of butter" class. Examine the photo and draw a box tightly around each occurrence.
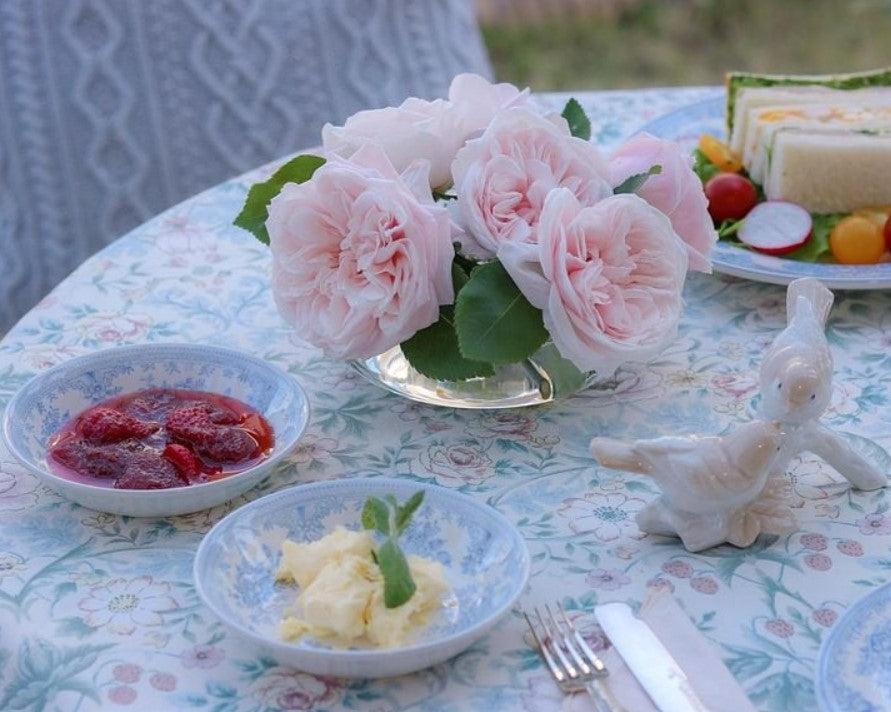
[276,526,375,589]
[277,525,449,648]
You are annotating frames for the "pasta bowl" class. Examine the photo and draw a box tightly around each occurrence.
[193,477,530,678]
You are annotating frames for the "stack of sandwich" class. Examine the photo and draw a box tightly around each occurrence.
[726,67,891,214]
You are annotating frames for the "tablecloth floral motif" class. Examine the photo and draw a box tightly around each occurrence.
[2,86,891,711]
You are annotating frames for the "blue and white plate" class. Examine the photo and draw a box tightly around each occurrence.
[817,582,891,711]
[193,477,530,678]
[639,95,891,290]
[2,343,309,517]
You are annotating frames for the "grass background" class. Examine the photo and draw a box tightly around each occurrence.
[478,0,891,91]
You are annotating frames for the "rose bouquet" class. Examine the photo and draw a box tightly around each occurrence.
[235,74,717,397]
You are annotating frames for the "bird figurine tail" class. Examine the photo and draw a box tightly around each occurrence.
[589,437,653,475]
[786,277,833,327]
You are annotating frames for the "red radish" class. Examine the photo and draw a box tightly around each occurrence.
[737,201,812,255]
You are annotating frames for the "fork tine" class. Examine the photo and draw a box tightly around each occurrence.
[523,609,567,685]
[556,602,607,676]
[547,603,592,677]
[536,605,579,679]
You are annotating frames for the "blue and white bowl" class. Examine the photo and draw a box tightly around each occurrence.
[193,477,531,678]
[2,343,309,517]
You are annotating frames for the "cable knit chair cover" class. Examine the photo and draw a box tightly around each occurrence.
[0,0,492,331]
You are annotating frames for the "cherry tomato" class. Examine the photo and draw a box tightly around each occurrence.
[852,206,891,254]
[704,172,758,223]
[698,134,743,173]
[829,215,885,265]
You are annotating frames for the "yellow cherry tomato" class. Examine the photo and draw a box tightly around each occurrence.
[829,215,885,265]
[698,134,743,173]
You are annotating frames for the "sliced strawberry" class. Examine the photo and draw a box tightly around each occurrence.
[165,405,215,443]
[197,427,259,464]
[115,452,188,490]
[207,407,241,425]
[49,438,131,479]
[122,390,179,421]
[162,443,204,482]
[77,407,158,444]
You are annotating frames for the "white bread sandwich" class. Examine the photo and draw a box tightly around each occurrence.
[764,129,891,214]
[741,100,891,185]
[722,68,891,213]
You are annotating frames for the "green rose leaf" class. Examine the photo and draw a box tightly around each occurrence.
[613,165,662,195]
[529,342,589,398]
[400,258,494,380]
[455,260,549,365]
[233,154,326,245]
[400,306,496,381]
[562,97,591,141]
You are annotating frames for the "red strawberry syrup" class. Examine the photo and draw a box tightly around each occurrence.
[46,389,274,490]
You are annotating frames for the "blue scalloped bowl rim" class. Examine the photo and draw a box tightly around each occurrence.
[817,581,891,711]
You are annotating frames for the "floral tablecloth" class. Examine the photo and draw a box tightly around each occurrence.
[2,86,891,712]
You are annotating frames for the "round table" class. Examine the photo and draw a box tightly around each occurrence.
[1,86,890,711]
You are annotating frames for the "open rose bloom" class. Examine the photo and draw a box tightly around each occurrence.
[243,74,717,385]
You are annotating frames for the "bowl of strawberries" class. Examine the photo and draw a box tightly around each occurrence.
[2,343,309,516]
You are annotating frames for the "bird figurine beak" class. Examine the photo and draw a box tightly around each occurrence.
[781,360,820,409]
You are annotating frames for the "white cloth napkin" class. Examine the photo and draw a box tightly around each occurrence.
[561,588,757,712]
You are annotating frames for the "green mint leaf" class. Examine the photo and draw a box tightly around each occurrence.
[561,98,591,141]
[378,539,417,609]
[361,497,390,536]
[395,491,425,536]
[613,165,662,195]
[362,490,425,608]
[233,154,325,244]
[454,260,549,365]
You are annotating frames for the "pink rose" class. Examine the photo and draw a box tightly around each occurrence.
[322,73,535,190]
[499,189,688,374]
[451,107,612,258]
[446,72,537,140]
[609,133,717,272]
[267,144,455,360]
[322,97,455,189]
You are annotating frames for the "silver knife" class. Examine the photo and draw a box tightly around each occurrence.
[594,602,711,712]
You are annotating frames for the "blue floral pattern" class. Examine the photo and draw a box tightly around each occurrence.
[0,86,890,710]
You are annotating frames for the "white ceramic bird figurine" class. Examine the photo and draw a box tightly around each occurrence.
[759,277,887,491]
[590,420,786,552]
[759,277,834,424]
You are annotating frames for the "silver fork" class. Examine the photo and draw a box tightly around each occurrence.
[524,602,628,712]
